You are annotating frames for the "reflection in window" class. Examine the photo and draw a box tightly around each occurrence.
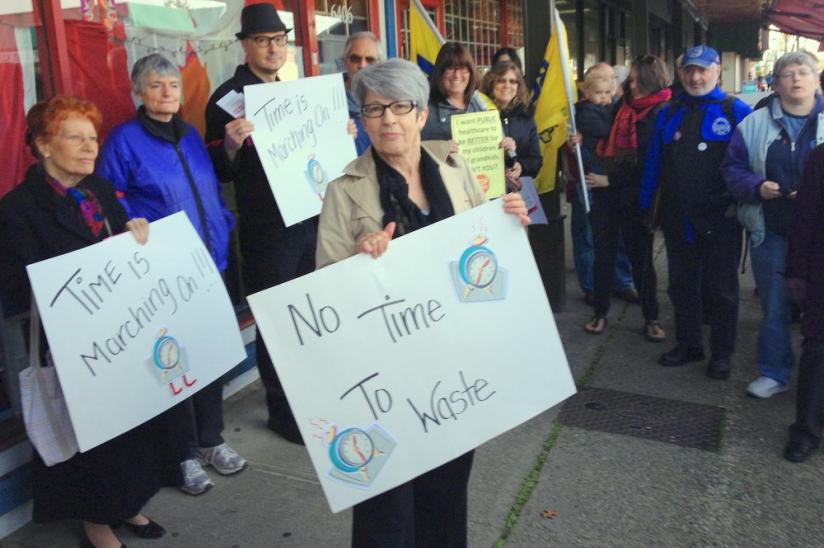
[444,0,499,69]
[315,0,370,75]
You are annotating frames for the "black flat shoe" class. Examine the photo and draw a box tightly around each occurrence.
[659,345,705,367]
[123,519,166,539]
[784,440,818,463]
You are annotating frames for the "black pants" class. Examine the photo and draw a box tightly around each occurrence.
[351,451,474,548]
[240,219,317,422]
[172,376,226,457]
[590,193,659,320]
[663,217,741,357]
[790,339,824,446]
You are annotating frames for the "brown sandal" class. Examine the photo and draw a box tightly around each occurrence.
[644,321,666,342]
[584,316,607,335]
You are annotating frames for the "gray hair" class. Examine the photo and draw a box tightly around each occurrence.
[130,53,181,96]
[342,31,384,63]
[772,50,818,81]
[350,58,429,111]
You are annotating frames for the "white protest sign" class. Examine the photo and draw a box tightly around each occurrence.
[245,73,357,226]
[26,213,246,452]
[248,201,575,512]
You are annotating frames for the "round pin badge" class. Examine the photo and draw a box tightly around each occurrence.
[697,142,708,151]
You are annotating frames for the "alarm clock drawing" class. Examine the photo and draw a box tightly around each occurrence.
[450,235,508,302]
[305,154,329,200]
[147,328,195,395]
[323,423,396,487]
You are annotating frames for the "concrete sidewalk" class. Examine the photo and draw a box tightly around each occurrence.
[6,225,823,548]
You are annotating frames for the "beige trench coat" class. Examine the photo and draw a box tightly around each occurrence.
[316,141,488,268]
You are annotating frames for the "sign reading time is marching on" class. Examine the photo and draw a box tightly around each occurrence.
[27,213,246,452]
[248,201,576,512]
[245,73,357,227]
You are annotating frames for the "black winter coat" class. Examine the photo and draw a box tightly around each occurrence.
[0,165,128,316]
[500,104,542,177]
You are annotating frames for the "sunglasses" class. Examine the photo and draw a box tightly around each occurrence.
[349,54,378,64]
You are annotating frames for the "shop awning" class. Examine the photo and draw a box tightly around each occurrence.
[765,0,824,48]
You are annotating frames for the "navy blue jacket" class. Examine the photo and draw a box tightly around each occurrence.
[640,87,751,240]
[500,104,542,177]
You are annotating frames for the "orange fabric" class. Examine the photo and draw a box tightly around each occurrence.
[179,43,211,137]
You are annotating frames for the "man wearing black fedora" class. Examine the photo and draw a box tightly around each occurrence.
[205,3,308,445]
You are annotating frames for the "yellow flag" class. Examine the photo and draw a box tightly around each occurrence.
[408,0,444,76]
[531,9,577,194]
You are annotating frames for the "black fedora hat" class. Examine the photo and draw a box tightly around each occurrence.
[236,3,291,39]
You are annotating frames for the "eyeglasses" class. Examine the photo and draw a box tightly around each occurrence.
[361,100,417,118]
[56,133,98,146]
[348,54,378,65]
[249,34,288,48]
[778,69,814,80]
[495,78,519,86]
[444,65,470,75]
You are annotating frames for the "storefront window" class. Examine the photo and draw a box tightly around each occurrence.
[1,0,42,199]
[315,0,371,75]
[582,0,599,74]
[506,1,524,49]
[444,0,499,68]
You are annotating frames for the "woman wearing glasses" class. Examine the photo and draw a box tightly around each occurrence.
[316,58,529,547]
[480,61,542,191]
[421,42,488,141]
[722,51,824,401]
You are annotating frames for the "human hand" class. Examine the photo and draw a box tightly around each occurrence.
[505,161,522,190]
[787,277,808,305]
[356,222,396,259]
[502,192,531,226]
[347,119,358,138]
[567,132,583,147]
[448,140,459,155]
[224,118,255,154]
[500,136,517,153]
[585,173,609,188]
[125,218,149,245]
[759,181,782,200]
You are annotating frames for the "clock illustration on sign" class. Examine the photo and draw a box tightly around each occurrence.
[450,234,508,302]
[305,154,328,200]
[147,328,196,396]
[320,423,396,487]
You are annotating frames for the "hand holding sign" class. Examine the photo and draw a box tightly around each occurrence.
[356,222,396,259]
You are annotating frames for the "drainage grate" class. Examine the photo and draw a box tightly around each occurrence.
[558,388,724,451]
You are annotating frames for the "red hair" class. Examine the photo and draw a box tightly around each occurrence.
[26,95,103,157]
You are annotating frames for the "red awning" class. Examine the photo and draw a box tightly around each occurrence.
[766,0,824,49]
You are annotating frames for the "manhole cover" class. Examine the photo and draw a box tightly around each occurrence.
[558,388,724,451]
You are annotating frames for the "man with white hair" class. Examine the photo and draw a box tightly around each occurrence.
[639,46,752,379]
[342,31,382,154]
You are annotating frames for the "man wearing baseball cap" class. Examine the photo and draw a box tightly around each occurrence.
[639,46,752,379]
[204,3,307,447]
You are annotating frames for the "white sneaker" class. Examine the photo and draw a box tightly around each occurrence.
[746,376,789,399]
[196,443,248,475]
[180,458,213,495]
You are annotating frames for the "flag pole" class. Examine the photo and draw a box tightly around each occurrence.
[552,8,589,213]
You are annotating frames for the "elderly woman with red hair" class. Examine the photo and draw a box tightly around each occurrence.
[0,95,183,548]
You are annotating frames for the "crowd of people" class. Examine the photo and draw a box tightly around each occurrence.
[0,1,822,545]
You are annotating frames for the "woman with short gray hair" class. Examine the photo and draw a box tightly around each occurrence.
[722,50,824,400]
[317,58,530,547]
[97,53,246,495]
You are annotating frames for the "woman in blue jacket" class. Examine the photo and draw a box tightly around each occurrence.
[98,53,246,497]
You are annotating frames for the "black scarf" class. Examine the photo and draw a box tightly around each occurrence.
[373,147,455,237]
[137,105,188,144]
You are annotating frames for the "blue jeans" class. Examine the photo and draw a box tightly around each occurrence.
[750,230,794,384]
[570,193,634,294]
